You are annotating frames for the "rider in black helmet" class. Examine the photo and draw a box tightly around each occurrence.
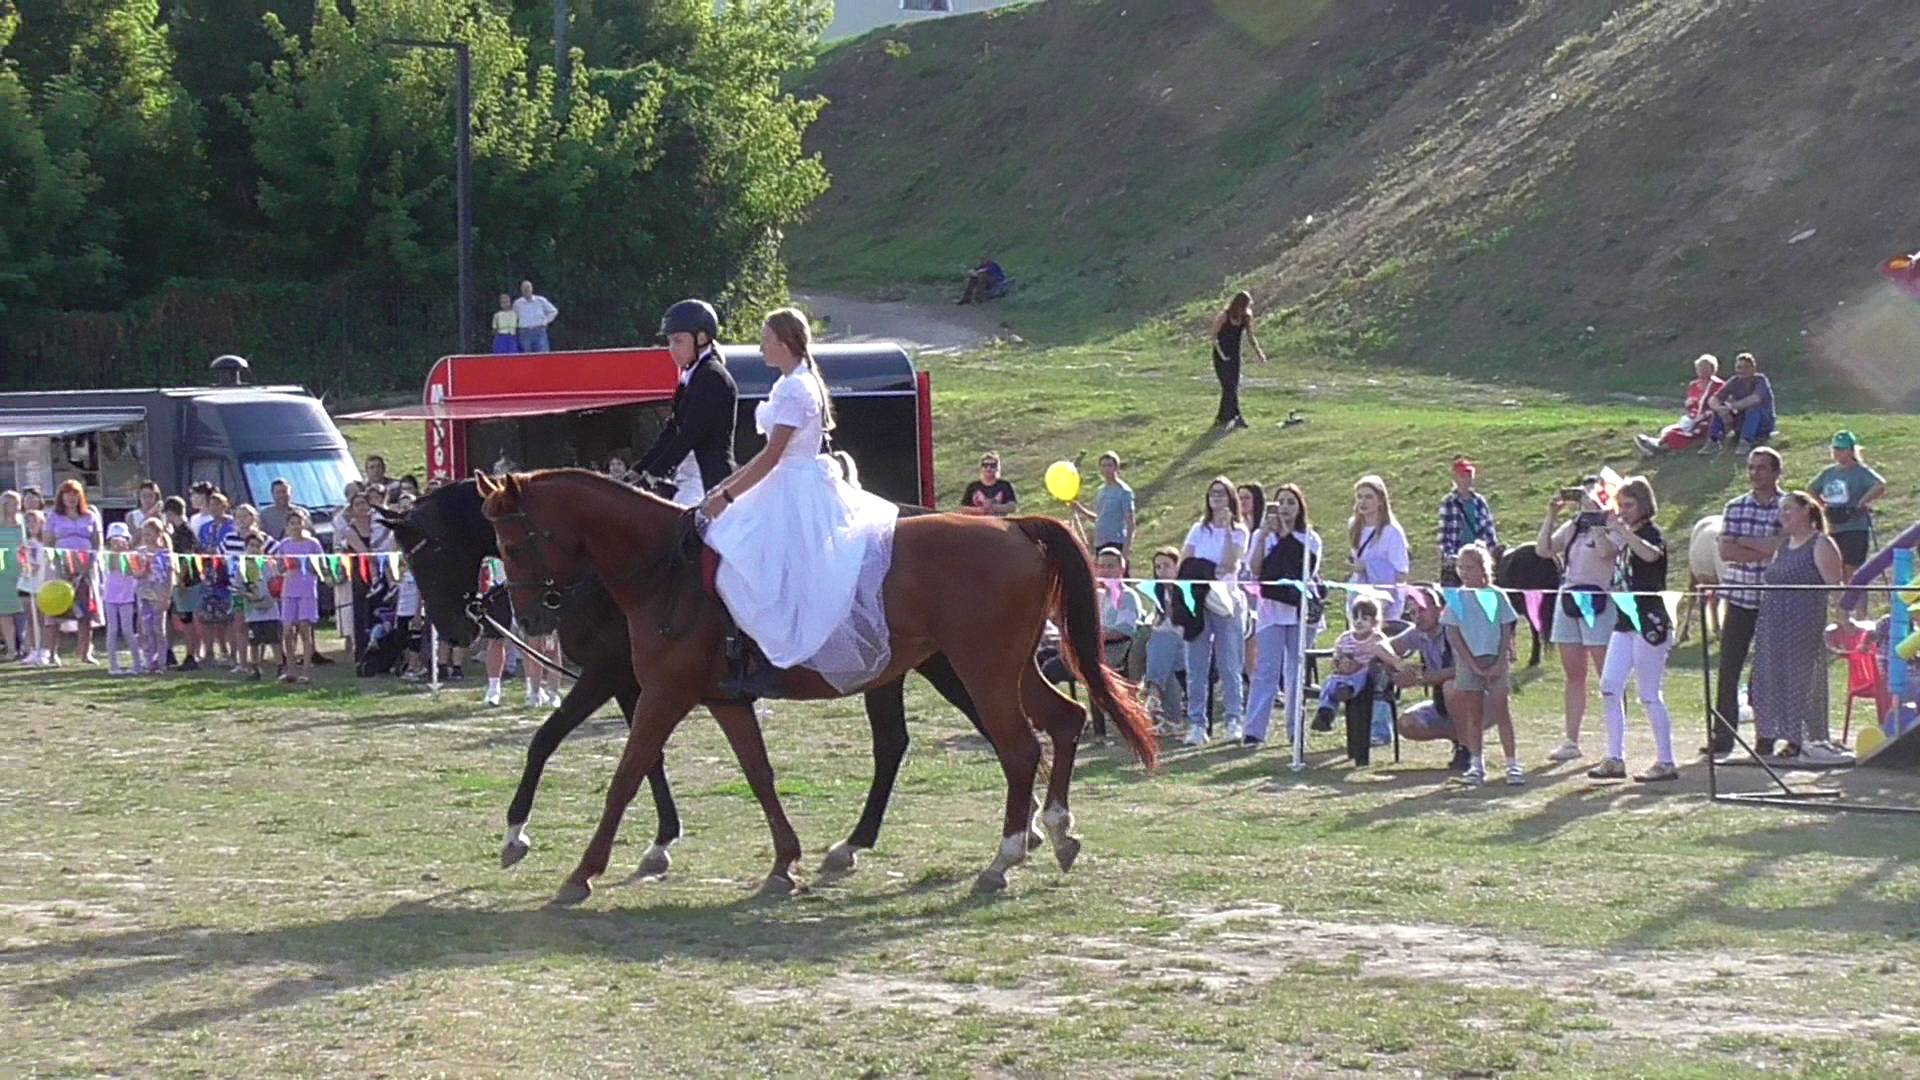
[635,299,739,505]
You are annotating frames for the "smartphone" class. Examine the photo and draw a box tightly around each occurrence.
[1558,487,1588,502]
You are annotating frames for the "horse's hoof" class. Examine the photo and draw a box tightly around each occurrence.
[756,874,797,898]
[1052,835,1082,874]
[635,843,672,879]
[549,880,592,907]
[500,840,530,870]
[1027,828,1046,852]
[972,868,1008,894]
[818,842,860,877]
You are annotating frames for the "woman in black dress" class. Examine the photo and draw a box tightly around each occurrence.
[1211,291,1268,429]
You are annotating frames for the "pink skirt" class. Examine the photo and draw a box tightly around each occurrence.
[280,594,319,625]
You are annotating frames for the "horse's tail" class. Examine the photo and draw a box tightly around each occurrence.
[1015,516,1158,772]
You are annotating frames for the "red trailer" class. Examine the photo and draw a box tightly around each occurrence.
[344,344,937,507]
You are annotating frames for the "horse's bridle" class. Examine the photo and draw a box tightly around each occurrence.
[486,504,704,642]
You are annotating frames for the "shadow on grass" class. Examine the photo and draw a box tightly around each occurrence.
[0,884,1002,1033]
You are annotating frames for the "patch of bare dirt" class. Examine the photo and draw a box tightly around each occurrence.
[730,903,1917,1048]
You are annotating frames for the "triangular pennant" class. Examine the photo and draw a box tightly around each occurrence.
[1174,581,1197,613]
[1611,592,1641,632]
[388,552,404,579]
[1661,591,1682,627]
[1441,587,1467,619]
[1574,591,1596,627]
[1133,580,1158,610]
[1475,587,1501,624]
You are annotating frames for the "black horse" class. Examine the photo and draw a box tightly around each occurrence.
[385,480,1004,879]
[1495,542,1561,668]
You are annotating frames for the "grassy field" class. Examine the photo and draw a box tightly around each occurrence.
[6,650,1920,1077]
[7,330,1920,1076]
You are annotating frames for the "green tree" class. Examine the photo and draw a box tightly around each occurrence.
[245,0,829,337]
[0,8,116,314]
[14,0,207,304]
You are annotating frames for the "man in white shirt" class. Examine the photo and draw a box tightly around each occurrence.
[512,280,559,352]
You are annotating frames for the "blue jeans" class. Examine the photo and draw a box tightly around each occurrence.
[1185,609,1244,729]
[1711,407,1774,445]
[1245,622,1313,743]
[516,325,551,352]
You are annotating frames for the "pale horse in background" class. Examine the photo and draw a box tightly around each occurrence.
[1676,514,1723,643]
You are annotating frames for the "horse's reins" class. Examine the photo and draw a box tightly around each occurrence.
[402,528,586,682]
[487,504,705,644]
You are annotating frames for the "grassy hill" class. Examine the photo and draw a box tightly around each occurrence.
[789,0,1920,405]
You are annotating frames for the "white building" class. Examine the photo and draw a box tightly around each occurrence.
[824,0,1020,41]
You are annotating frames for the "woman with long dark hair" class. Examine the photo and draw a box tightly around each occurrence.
[1178,476,1249,746]
[1210,291,1268,429]
[1244,484,1321,747]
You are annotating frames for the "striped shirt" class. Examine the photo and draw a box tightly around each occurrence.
[1720,491,1781,610]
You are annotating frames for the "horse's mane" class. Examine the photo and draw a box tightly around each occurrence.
[486,467,681,521]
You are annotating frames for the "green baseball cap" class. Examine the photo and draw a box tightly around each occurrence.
[1831,430,1859,451]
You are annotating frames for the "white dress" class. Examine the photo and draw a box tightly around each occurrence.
[704,364,899,692]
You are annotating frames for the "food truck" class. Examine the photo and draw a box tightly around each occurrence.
[0,357,359,532]
[342,344,937,507]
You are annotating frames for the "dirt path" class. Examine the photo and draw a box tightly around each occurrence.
[793,289,1009,356]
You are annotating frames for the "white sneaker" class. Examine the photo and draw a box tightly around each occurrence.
[524,687,540,708]
[483,687,502,707]
[1506,762,1527,786]
[1547,739,1583,762]
[541,688,562,709]
[1798,742,1855,767]
[1461,766,1486,787]
[1224,720,1244,742]
[1183,726,1209,748]
[21,651,44,667]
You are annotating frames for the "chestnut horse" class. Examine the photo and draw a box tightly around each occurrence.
[477,469,1155,905]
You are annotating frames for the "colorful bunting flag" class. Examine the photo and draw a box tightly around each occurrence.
[1573,591,1596,627]
[1475,587,1501,624]
[1611,592,1641,632]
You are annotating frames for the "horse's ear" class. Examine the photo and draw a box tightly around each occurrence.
[474,471,499,498]
[503,472,524,498]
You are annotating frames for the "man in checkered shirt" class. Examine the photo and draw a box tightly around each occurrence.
[1711,446,1783,754]
[1437,457,1500,586]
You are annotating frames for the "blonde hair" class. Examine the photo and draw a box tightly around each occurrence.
[1348,475,1397,554]
[1695,353,1719,375]
[764,307,835,433]
[140,518,171,550]
[1455,541,1495,579]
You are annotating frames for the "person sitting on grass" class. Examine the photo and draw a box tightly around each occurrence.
[1312,597,1404,731]
[1702,351,1775,454]
[1389,588,1469,772]
[956,255,1008,305]
[1441,543,1524,787]
[1634,353,1724,456]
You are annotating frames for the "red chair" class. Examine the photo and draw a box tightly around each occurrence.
[1833,627,1892,745]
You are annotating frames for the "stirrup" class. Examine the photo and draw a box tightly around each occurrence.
[718,633,787,701]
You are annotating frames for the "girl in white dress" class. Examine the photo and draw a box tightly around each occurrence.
[700,308,900,692]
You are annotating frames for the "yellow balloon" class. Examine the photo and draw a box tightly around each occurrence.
[37,579,75,617]
[1044,461,1080,503]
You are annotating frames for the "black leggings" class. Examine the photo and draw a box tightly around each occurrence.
[1213,352,1242,424]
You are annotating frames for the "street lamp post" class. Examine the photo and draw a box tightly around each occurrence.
[382,37,474,355]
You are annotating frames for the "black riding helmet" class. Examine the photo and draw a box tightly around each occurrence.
[659,298,720,346]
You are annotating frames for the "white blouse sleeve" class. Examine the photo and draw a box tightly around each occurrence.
[760,374,818,432]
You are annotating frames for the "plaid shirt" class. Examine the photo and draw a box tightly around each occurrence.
[1436,490,1499,562]
[1720,490,1782,609]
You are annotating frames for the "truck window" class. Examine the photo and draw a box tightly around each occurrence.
[189,456,231,496]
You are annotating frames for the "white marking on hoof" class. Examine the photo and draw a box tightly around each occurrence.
[500,823,531,869]
[634,842,672,879]
[818,841,861,877]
